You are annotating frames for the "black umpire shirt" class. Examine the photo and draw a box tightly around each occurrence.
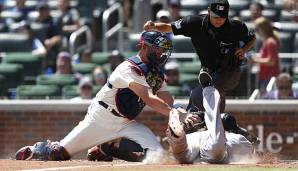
[171,14,255,71]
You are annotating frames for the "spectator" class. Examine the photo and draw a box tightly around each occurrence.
[168,0,182,21]
[250,17,280,95]
[283,0,298,22]
[104,50,125,74]
[36,2,61,71]
[165,60,191,96]
[57,0,80,48]
[156,10,173,39]
[10,0,31,20]
[15,21,46,57]
[71,76,93,101]
[74,48,93,63]
[92,66,108,87]
[249,1,264,22]
[56,51,73,75]
[263,73,298,99]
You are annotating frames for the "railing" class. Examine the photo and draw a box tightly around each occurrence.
[102,3,124,52]
[69,26,92,55]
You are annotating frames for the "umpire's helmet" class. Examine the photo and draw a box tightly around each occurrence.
[139,31,173,67]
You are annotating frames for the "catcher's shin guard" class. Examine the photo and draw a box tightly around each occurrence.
[166,128,190,164]
[87,139,146,162]
[27,140,70,161]
[87,143,113,161]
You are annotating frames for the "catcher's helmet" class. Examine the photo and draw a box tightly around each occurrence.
[139,31,173,66]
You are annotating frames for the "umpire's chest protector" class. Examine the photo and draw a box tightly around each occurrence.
[115,56,165,120]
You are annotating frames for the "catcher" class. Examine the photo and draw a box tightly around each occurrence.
[14,31,199,162]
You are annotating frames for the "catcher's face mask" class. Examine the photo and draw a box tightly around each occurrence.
[139,31,173,67]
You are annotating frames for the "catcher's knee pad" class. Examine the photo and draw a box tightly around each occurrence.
[28,140,70,161]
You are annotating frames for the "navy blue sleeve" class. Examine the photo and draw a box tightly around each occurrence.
[237,21,255,44]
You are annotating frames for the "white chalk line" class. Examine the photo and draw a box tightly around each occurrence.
[19,162,145,171]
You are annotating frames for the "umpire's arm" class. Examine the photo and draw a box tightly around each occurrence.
[129,82,173,116]
[144,21,172,33]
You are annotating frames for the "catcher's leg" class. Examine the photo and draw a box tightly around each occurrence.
[87,138,145,162]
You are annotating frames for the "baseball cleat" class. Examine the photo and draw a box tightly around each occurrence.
[168,109,184,137]
[198,69,213,88]
[15,146,33,160]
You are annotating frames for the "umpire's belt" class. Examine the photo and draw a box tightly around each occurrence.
[98,101,124,118]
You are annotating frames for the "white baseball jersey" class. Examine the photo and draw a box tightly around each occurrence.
[60,56,166,156]
[181,87,254,163]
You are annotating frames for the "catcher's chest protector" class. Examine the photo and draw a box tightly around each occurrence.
[115,56,165,120]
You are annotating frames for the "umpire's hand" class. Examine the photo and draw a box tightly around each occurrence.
[144,20,155,31]
[235,48,245,59]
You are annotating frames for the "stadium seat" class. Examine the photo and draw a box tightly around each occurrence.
[0,63,24,90]
[91,52,110,65]
[181,0,209,13]
[0,10,22,22]
[166,85,185,97]
[280,10,294,22]
[36,74,77,89]
[293,82,298,91]
[0,74,5,96]
[0,33,31,52]
[16,85,60,99]
[62,85,102,99]
[229,0,250,14]
[240,9,279,22]
[72,63,97,75]
[294,33,298,53]
[274,22,298,35]
[172,35,194,53]
[128,33,140,52]
[278,32,294,53]
[2,52,43,77]
[179,61,201,74]
[180,73,198,87]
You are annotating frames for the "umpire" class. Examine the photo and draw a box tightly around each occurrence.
[144,0,256,113]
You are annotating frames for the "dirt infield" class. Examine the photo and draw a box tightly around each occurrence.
[1,160,298,171]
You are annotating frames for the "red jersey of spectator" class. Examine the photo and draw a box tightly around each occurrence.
[258,37,280,80]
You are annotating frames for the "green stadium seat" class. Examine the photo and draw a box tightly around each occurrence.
[293,82,298,91]
[0,64,24,90]
[181,0,209,13]
[0,74,5,96]
[0,33,31,52]
[172,36,194,53]
[91,52,110,65]
[3,52,43,77]
[73,63,97,75]
[240,9,279,22]
[294,33,298,53]
[180,73,198,86]
[0,10,22,22]
[229,0,250,14]
[36,74,78,89]
[278,32,294,53]
[293,75,298,83]
[62,85,102,99]
[16,85,60,99]
[166,85,186,97]
[179,61,201,74]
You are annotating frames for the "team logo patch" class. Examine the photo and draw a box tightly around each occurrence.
[174,19,182,29]
[216,5,225,10]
